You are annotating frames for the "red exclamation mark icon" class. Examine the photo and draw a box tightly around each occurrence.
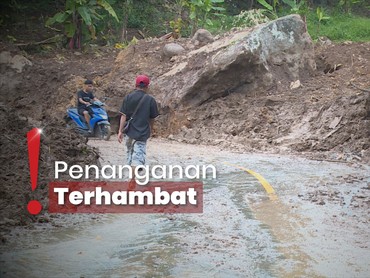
[27,128,42,215]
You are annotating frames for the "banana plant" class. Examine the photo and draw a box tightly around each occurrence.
[46,0,118,49]
[281,0,303,13]
[281,0,309,24]
[186,0,225,35]
[316,6,330,33]
[256,0,279,19]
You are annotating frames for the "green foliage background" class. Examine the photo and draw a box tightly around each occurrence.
[0,0,369,48]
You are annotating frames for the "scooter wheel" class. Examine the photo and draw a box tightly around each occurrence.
[96,124,111,141]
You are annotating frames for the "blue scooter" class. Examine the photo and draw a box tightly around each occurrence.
[65,98,111,140]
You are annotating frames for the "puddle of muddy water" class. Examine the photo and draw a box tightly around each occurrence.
[1,139,369,277]
[220,155,370,277]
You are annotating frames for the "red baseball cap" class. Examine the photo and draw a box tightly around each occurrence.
[135,75,150,87]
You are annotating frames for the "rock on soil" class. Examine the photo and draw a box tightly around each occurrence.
[162,43,185,58]
[192,29,214,46]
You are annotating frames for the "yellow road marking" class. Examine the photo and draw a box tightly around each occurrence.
[223,162,277,197]
[224,163,314,276]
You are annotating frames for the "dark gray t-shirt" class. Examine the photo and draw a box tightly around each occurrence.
[120,89,159,141]
[77,90,95,109]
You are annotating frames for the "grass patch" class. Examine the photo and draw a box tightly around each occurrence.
[205,8,370,43]
[306,11,370,42]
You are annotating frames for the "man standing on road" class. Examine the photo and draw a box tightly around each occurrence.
[118,75,159,172]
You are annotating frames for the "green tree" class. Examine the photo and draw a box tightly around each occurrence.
[46,0,119,49]
[120,0,133,43]
[185,0,226,35]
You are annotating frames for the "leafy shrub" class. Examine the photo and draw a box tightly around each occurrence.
[232,9,270,28]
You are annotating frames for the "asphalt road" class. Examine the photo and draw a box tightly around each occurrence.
[1,137,369,277]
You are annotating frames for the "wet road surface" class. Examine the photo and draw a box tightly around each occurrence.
[1,138,369,277]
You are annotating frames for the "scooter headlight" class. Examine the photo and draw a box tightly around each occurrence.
[99,114,108,119]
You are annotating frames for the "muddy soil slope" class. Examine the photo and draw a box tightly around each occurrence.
[0,44,114,229]
[178,42,370,162]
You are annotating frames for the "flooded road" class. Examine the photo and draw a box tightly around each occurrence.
[1,138,369,277]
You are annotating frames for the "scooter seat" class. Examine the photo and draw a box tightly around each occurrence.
[67,107,88,123]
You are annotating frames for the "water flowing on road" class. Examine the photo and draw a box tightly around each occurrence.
[1,137,369,277]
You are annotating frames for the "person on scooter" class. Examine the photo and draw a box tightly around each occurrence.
[77,79,99,132]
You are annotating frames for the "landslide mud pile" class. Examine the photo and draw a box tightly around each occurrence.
[0,45,106,229]
[100,15,369,163]
[38,15,368,163]
[172,42,370,162]
[0,106,98,229]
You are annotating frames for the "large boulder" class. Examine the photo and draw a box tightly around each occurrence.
[157,15,315,107]
[0,51,33,73]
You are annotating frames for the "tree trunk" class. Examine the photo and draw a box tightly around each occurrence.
[121,13,128,43]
